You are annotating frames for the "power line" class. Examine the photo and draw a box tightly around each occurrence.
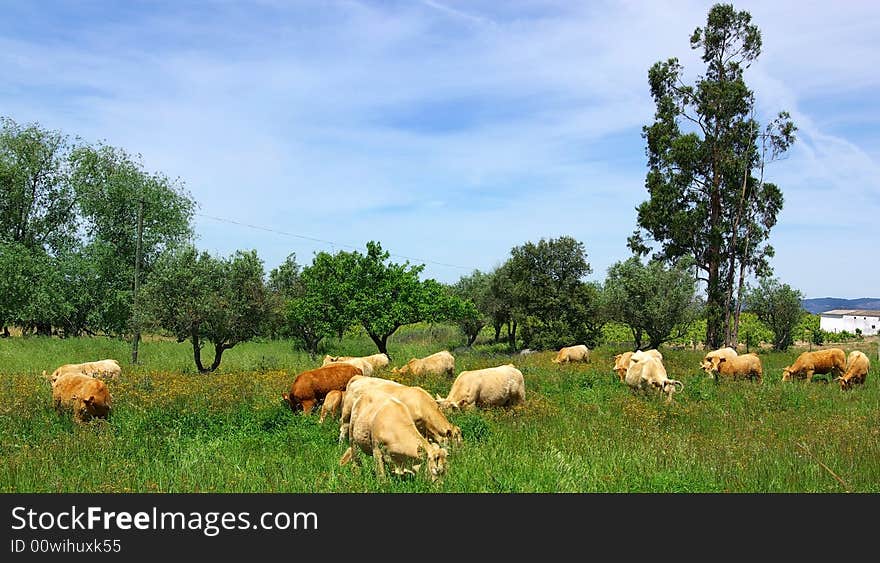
[195,212,472,271]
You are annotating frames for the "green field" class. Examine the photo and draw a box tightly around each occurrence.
[1,326,878,493]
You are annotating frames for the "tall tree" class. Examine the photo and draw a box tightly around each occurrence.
[71,143,195,336]
[0,117,78,254]
[141,246,270,372]
[603,256,699,350]
[745,276,804,351]
[627,4,796,349]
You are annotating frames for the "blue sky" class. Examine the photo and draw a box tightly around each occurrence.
[2,0,878,299]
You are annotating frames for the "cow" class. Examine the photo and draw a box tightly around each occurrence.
[552,344,590,364]
[624,351,683,404]
[782,348,847,382]
[51,372,113,422]
[282,363,363,414]
[836,350,870,390]
[319,390,344,424]
[338,375,462,447]
[612,349,662,383]
[322,355,374,377]
[703,353,763,383]
[43,358,122,383]
[339,391,449,482]
[700,347,738,373]
[435,364,525,411]
[323,353,390,374]
[391,350,455,378]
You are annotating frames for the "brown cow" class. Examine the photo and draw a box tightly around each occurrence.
[282,363,363,414]
[782,348,846,382]
[836,350,870,390]
[52,372,113,422]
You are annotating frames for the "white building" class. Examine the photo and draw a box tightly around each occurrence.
[819,309,880,336]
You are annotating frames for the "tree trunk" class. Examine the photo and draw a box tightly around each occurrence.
[367,330,391,358]
[192,330,207,373]
[1,326,8,338]
[493,322,502,343]
[631,327,643,350]
[508,320,518,352]
[208,342,228,373]
[467,333,478,347]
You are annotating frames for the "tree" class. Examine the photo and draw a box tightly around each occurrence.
[745,277,804,351]
[141,246,270,372]
[628,4,796,349]
[603,256,699,350]
[503,236,600,351]
[451,270,492,346]
[71,143,195,336]
[0,117,78,255]
[266,253,302,339]
[304,241,454,357]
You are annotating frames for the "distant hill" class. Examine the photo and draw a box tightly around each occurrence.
[802,297,880,314]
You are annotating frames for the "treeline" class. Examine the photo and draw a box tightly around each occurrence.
[0,116,195,338]
[1,113,811,374]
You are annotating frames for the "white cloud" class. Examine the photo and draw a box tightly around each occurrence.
[1,0,878,298]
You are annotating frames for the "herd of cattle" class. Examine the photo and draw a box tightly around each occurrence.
[41,344,871,481]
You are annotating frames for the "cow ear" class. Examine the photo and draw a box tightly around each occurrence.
[281,392,289,401]
[719,357,726,363]
[84,395,95,405]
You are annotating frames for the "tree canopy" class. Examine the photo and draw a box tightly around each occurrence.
[628,3,796,349]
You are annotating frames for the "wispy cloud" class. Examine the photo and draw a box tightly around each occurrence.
[2,0,877,298]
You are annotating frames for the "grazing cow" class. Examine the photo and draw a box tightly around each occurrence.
[700,347,738,373]
[44,359,122,383]
[282,363,363,414]
[322,355,375,377]
[624,352,683,404]
[338,376,461,446]
[319,390,344,424]
[391,350,455,378]
[435,364,525,411]
[323,353,389,373]
[782,348,846,382]
[836,350,870,390]
[612,349,662,383]
[552,344,590,364]
[703,353,763,383]
[52,372,113,422]
[339,391,449,482]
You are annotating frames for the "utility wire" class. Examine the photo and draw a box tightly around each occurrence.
[195,212,472,271]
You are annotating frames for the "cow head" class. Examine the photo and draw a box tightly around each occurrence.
[835,375,851,391]
[447,425,463,446]
[82,394,112,419]
[781,367,792,382]
[281,392,298,412]
[425,443,449,482]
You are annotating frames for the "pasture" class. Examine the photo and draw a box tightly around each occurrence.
[1,326,878,493]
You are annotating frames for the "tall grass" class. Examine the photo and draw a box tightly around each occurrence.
[1,329,878,492]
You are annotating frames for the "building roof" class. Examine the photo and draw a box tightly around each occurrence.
[820,309,880,317]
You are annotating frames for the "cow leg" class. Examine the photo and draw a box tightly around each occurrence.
[373,444,386,479]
